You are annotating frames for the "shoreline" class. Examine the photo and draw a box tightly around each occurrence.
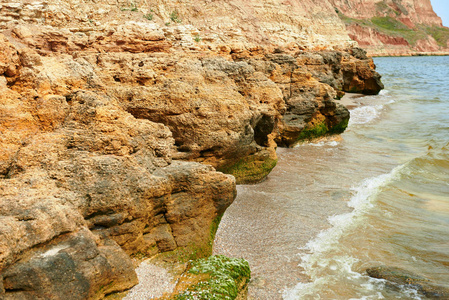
[212,148,354,299]
[1,3,384,296]
[121,94,366,300]
[369,52,449,57]
[212,95,367,300]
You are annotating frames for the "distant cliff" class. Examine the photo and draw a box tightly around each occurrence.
[329,0,449,56]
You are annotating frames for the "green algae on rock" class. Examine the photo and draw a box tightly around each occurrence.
[152,214,226,265]
[296,117,349,142]
[278,114,350,147]
[218,155,278,185]
[172,255,251,300]
[296,121,329,141]
[329,117,350,135]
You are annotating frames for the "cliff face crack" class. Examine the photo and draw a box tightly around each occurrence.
[289,66,294,100]
[3,286,30,294]
[254,115,275,147]
[85,210,128,229]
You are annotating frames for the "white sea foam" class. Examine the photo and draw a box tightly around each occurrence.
[309,140,339,147]
[348,90,395,126]
[349,105,383,125]
[283,164,407,299]
[303,172,396,255]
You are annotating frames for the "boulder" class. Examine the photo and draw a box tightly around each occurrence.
[1,229,137,300]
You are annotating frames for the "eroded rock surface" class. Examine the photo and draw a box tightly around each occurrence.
[0,34,237,298]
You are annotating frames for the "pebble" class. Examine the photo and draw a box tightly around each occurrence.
[123,260,176,300]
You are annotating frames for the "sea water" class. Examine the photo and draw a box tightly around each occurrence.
[213,56,449,299]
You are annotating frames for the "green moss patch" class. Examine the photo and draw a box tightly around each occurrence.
[348,86,360,93]
[209,215,222,243]
[174,255,251,300]
[296,118,349,143]
[335,90,345,100]
[218,155,277,184]
[329,118,349,135]
[297,121,328,141]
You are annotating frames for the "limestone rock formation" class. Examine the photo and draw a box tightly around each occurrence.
[0,0,384,298]
[0,0,354,51]
[0,34,236,298]
[329,0,449,55]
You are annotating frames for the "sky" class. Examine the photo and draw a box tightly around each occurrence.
[430,0,449,27]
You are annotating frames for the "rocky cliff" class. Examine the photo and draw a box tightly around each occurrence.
[0,1,383,299]
[330,0,449,56]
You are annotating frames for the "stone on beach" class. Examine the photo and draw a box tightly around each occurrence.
[366,266,449,299]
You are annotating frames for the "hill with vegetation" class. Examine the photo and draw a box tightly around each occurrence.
[330,0,449,55]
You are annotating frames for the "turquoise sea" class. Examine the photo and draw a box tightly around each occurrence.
[214,56,449,299]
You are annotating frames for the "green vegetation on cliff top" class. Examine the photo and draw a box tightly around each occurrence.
[339,13,449,48]
[424,26,449,48]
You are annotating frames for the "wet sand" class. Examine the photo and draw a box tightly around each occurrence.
[338,92,366,109]
[123,260,177,300]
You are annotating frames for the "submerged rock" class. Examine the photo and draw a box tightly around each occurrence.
[366,266,449,299]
